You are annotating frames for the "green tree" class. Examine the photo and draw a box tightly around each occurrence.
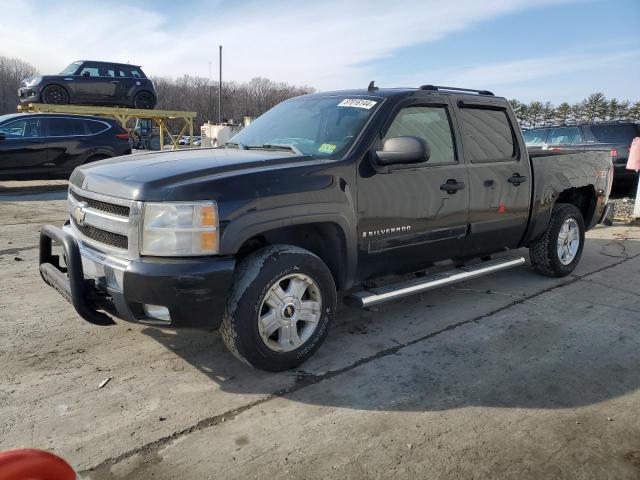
[541,101,555,125]
[527,101,544,128]
[582,92,608,122]
[555,102,572,124]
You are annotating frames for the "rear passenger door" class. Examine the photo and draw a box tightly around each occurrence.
[453,100,532,255]
[43,117,90,177]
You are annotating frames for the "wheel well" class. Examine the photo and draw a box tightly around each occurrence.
[235,223,348,290]
[556,186,597,227]
[43,83,69,96]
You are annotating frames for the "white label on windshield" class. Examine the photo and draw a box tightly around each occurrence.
[338,98,377,109]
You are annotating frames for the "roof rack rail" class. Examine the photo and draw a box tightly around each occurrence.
[419,85,494,96]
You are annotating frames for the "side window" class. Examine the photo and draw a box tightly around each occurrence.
[0,118,42,138]
[547,127,582,145]
[85,120,109,135]
[523,128,548,146]
[458,107,517,163]
[45,118,85,136]
[118,66,143,78]
[384,105,456,165]
[78,63,100,77]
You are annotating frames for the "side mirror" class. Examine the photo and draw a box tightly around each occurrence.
[81,71,90,77]
[0,132,5,141]
[375,136,430,166]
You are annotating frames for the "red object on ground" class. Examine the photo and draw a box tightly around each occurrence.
[627,137,640,171]
[0,449,76,480]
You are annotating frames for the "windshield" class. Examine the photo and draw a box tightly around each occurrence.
[59,61,82,75]
[228,95,382,157]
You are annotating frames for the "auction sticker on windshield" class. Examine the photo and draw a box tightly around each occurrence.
[338,98,377,109]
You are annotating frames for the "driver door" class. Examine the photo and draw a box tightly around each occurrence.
[0,117,49,179]
[357,96,470,279]
[75,62,117,101]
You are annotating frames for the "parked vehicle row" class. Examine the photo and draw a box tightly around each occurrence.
[0,113,131,179]
[19,60,157,109]
[524,122,640,190]
[39,84,614,371]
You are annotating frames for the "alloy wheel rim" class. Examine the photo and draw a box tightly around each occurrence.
[557,218,580,265]
[46,87,65,104]
[258,273,322,352]
[137,93,152,108]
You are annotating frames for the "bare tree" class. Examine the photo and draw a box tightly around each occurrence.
[0,56,38,114]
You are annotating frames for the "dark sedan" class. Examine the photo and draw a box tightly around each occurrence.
[19,60,157,109]
[0,113,132,180]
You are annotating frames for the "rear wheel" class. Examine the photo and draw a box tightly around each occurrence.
[42,85,69,105]
[220,245,336,371]
[529,203,585,277]
[133,91,155,109]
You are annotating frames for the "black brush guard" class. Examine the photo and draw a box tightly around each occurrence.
[39,225,115,325]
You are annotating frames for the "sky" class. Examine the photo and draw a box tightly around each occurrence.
[1,0,639,103]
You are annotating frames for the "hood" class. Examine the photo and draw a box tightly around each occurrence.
[70,147,315,201]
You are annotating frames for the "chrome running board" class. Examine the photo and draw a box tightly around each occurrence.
[345,256,526,308]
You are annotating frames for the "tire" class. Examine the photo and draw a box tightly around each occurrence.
[42,85,69,105]
[133,91,155,109]
[220,245,337,371]
[529,203,585,277]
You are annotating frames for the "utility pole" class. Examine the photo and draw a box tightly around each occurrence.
[208,60,212,122]
[218,45,222,125]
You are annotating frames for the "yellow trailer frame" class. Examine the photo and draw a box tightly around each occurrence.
[17,103,197,150]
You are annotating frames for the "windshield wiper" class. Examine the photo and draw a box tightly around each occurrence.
[246,143,303,155]
[224,141,247,150]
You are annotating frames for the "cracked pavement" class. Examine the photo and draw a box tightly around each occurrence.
[1,184,639,479]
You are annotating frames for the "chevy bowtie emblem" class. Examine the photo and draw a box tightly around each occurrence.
[73,201,87,226]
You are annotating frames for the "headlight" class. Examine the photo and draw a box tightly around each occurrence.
[141,201,219,256]
[24,76,42,87]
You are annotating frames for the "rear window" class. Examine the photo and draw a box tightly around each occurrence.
[118,66,145,78]
[523,128,548,145]
[85,120,109,134]
[589,124,640,144]
[459,107,517,162]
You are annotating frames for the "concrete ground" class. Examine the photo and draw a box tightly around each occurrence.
[0,181,639,480]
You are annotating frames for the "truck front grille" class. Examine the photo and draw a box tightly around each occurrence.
[68,186,141,259]
[71,218,129,249]
[69,190,130,217]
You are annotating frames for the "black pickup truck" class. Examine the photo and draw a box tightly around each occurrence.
[39,85,614,371]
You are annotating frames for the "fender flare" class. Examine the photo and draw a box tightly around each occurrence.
[220,203,358,289]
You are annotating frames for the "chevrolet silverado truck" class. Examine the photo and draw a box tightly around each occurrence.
[39,84,614,371]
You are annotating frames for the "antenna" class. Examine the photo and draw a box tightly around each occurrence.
[368,81,378,91]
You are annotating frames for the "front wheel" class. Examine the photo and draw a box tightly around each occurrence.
[529,203,585,277]
[220,245,336,371]
[42,85,69,105]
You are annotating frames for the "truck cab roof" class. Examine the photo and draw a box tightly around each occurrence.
[308,85,506,102]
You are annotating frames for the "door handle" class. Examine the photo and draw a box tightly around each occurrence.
[507,174,527,186]
[440,179,465,194]
[111,80,120,84]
